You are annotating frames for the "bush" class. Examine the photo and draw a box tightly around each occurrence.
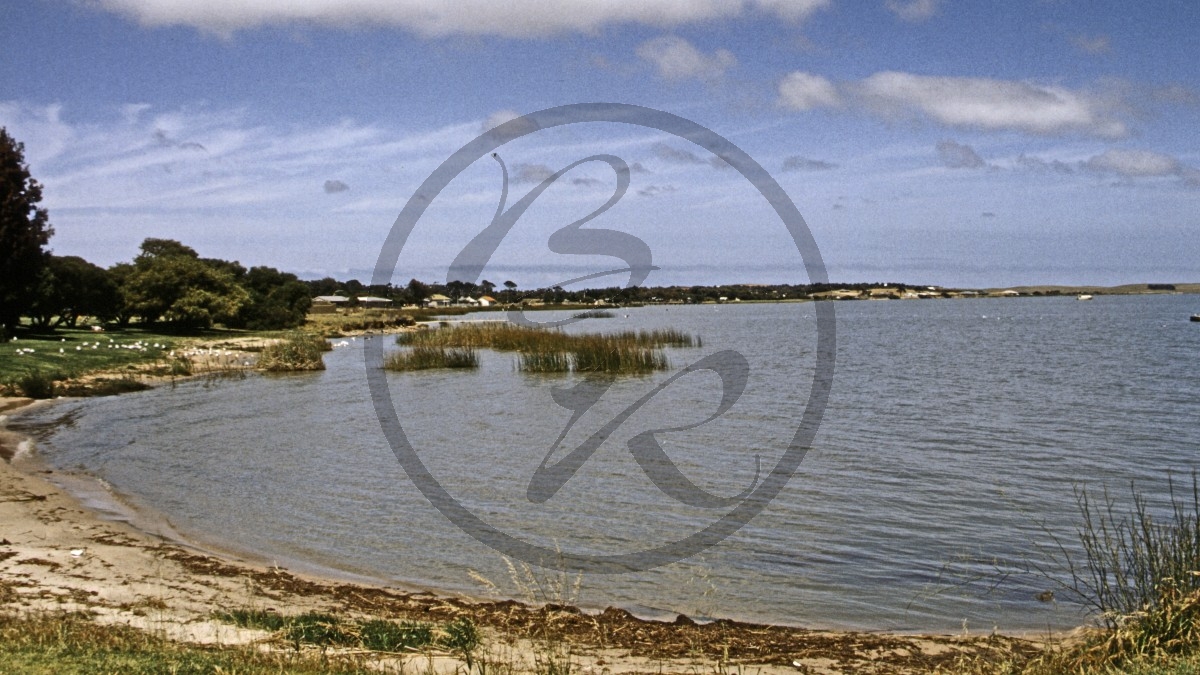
[15,370,56,398]
[257,333,327,372]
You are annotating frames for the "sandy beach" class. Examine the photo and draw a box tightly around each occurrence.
[0,394,1050,674]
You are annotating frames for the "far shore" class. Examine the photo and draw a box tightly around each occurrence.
[0,390,1074,674]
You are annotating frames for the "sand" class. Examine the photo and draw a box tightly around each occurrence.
[0,395,1048,674]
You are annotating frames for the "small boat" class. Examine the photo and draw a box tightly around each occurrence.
[1191,314,1200,322]
[1077,294,1093,301]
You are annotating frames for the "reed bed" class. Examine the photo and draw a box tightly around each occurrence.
[396,323,698,373]
[257,333,327,372]
[383,346,479,371]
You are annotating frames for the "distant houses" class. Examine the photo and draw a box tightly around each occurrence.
[310,294,392,313]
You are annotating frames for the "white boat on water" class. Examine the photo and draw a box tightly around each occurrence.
[1077,294,1093,300]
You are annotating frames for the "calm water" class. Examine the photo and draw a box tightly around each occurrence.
[12,295,1200,632]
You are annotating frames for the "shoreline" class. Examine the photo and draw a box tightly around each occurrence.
[0,386,1071,673]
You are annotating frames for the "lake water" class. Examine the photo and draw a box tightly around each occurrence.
[11,294,1200,632]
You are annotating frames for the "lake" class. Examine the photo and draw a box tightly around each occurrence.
[12,294,1200,632]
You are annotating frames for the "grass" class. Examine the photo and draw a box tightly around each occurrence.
[257,333,328,372]
[942,474,1200,675]
[0,328,180,385]
[394,323,698,374]
[0,611,381,674]
[383,346,480,371]
[1058,475,1200,668]
[214,607,460,655]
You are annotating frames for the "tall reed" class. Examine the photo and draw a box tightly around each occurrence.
[396,323,697,374]
[1064,473,1200,664]
[258,333,327,372]
[383,346,479,371]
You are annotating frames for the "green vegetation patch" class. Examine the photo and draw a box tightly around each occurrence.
[0,611,377,674]
[383,346,479,371]
[257,333,328,372]
[214,608,461,655]
[394,323,698,374]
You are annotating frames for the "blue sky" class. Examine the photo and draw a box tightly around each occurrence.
[2,0,1198,288]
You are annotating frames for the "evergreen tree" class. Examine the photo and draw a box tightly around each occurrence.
[0,128,53,339]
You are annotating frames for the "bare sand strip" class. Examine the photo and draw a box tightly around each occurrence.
[0,395,1045,674]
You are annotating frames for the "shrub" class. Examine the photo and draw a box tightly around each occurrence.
[15,370,55,398]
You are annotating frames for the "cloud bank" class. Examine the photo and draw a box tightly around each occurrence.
[92,0,830,37]
[779,70,1128,137]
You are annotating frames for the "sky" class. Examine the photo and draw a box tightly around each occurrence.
[1,0,1198,288]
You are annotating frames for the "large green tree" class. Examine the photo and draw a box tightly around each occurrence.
[122,238,248,328]
[28,255,120,329]
[0,128,53,339]
[228,265,311,330]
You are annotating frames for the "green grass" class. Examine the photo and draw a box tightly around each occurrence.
[214,607,446,654]
[0,328,181,385]
[359,618,435,652]
[395,323,698,374]
[0,611,380,674]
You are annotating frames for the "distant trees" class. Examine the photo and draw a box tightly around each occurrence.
[0,128,54,340]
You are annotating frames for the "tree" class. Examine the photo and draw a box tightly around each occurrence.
[122,238,248,328]
[0,128,53,339]
[228,265,311,330]
[405,279,429,304]
[28,255,119,329]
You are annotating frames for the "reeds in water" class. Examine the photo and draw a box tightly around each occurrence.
[257,333,327,372]
[396,322,696,374]
[383,346,479,371]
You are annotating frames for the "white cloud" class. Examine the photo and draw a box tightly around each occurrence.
[884,0,940,22]
[777,72,841,111]
[636,36,735,82]
[751,0,832,22]
[92,0,828,37]
[1082,149,1186,178]
[855,71,1127,137]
